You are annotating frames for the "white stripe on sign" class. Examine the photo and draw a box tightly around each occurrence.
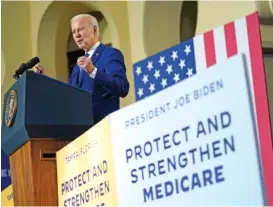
[213,25,228,63]
[194,34,207,73]
[235,16,257,116]
[235,17,253,89]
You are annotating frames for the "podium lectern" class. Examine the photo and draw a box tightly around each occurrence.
[1,71,94,206]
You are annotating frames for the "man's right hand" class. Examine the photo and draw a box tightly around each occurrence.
[34,65,45,75]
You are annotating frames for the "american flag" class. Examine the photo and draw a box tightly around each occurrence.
[133,12,273,205]
[133,39,196,101]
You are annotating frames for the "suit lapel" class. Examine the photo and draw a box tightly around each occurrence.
[91,43,106,65]
[81,43,106,87]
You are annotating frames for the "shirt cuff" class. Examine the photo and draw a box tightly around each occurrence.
[89,67,97,79]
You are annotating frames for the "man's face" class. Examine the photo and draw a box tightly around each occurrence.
[71,17,96,51]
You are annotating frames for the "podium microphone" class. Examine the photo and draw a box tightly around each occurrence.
[13,56,40,80]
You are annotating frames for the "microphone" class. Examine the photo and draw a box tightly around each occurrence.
[13,56,40,80]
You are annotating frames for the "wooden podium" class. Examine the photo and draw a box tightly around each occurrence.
[1,71,94,206]
[9,139,70,205]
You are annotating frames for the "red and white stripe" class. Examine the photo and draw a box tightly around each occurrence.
[194,12,273,205]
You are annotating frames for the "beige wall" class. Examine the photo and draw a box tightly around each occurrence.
[1,1,273,110]
[1,1,32,106]
[1,51,6,88]
[196,1,257,35]
[127,1,146,64]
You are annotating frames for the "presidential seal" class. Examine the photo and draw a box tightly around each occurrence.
[5,89,18,127]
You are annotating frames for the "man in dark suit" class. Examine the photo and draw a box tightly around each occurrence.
[36,14,129,124]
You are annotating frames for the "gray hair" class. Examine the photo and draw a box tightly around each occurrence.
[70,14,100,35]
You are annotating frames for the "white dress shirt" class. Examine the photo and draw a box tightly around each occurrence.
[85,41,100,79]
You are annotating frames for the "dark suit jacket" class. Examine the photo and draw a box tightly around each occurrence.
[68,43,129,124]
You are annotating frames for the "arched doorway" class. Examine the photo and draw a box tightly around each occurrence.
[143,1,198,57]
[37,1,114,81]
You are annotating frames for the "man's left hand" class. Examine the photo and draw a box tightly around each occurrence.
[77,56,94,74]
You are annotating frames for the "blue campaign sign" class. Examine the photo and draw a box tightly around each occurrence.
[1,149,11,191]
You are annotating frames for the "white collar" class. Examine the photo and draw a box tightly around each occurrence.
[86,41,100,57]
